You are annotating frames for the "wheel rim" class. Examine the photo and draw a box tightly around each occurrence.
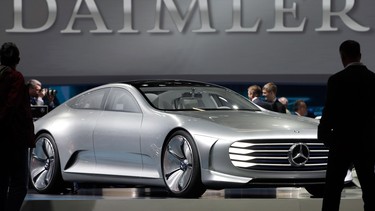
[30,136,56,190]
[163,135,194,193]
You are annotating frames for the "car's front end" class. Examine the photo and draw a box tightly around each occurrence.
[170,110,327,195]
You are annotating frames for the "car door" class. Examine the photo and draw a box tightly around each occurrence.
[63,88,109,174]
[93,87,143,177]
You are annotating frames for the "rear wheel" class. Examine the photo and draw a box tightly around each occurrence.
[162,130,206,198]
[29,133,64,193]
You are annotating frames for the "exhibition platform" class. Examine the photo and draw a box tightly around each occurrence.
[21,186,364,211]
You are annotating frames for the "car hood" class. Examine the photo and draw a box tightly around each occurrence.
[173,110,318,132]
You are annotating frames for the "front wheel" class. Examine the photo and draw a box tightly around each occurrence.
[162,130,206,198]
[29,133,64,193]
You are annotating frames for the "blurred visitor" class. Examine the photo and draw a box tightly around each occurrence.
[278,97,291,114]
[27,79,56,110]
[293,99,308,116]
[247,85,272,110]
[262,82,286,113]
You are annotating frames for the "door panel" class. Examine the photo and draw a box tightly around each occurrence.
[93,88,143,177]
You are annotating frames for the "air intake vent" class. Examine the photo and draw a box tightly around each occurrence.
[229,140,328,171]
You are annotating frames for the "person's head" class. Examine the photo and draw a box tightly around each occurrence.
[262,82,277,102]
[293,100,307,116]
[27,79,43,97]
[339,40,361,67]
[0,42,20,68]
[248,85,262,100]
[278,97,289,107]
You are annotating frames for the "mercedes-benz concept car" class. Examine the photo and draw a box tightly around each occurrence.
[30,80,328,197]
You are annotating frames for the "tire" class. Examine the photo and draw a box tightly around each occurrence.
[162,130,206,198]
[305,185,325,198]
[29,133,64,193]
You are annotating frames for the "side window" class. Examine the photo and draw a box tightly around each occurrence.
[70,88,109,110]
[105,88,140,113]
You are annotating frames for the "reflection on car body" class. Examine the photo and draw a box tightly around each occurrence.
[30,80,329,197]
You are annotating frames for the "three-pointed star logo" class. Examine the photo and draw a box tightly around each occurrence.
[288,143,310,167]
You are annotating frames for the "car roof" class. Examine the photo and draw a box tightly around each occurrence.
[123,80,221,89]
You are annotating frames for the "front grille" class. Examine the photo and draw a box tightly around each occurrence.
[229,140,328,171]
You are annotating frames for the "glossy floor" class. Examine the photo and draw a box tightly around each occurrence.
[22,186,365,211]
[25,186,362,200]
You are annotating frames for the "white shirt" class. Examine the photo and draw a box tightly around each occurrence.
[345,62,364,68]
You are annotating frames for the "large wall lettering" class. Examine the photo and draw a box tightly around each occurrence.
[0,0,373,84]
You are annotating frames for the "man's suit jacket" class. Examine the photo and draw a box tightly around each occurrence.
[0,66,35,148]
[272,100,286,113]
[252,98,272,110]
[318,64,375,147]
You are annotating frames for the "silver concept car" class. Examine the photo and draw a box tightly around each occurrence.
[30,80,328,197]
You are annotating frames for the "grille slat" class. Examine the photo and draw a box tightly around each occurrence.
[229,140,328,171]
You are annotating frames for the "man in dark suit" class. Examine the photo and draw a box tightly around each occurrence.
[262,82,286,113]
[293,99,308,117]
[318,40,375,211]
[0,42,35,211]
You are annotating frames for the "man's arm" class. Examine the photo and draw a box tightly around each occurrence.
[318,77,334,147]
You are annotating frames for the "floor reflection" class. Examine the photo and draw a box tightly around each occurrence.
[26,185,362,201]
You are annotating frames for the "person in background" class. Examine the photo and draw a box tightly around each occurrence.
[278,97,291,114]
[293,99,308,116]
[262,82,286,113]
[247,85,272,110]
[27,79,56,110]
[0,42,35,211]
[318,40,375,211]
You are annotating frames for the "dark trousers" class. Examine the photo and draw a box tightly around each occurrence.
[322,144,375,211]
[0,148,29,211]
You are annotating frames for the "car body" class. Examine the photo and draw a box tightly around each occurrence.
[30,80,328,197]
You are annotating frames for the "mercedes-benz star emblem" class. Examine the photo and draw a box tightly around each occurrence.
[288,143,310,167]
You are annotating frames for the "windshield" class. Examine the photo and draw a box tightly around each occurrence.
[139,85,260,111]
